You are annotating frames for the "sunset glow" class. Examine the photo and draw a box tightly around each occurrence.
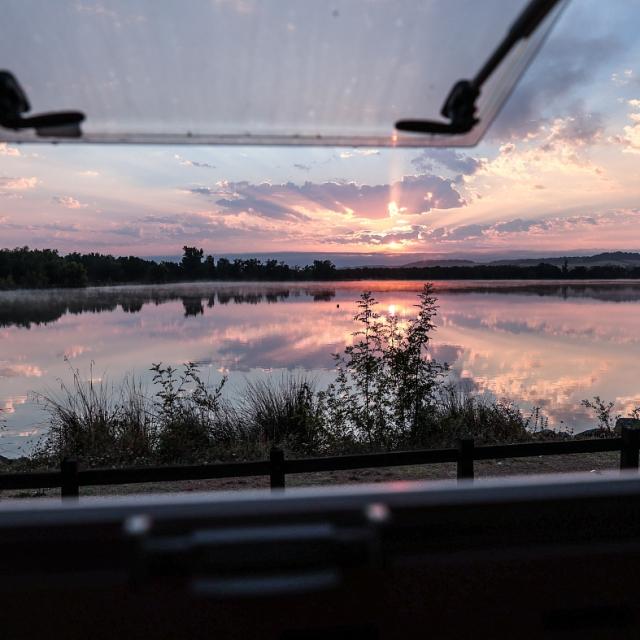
[0,1,639,262]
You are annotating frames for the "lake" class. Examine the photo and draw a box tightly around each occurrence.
[2,280,640,457]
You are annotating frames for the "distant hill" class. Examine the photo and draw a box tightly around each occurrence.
[488,252,640,268]
[401,252,640,269]
[401,259,477,268]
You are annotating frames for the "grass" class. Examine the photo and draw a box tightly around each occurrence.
[239,374,324,453]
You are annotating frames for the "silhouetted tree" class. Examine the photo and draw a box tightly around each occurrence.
[203,255,216,279]
[181,246,204,277]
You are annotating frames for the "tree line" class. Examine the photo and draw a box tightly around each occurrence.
[0,246,337,288]
[1,246,640,289]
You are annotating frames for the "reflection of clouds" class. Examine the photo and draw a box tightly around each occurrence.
[0,363,43,378]
[1,395,28,414]
[615,395,640,417]
[440,300,640,346]
[441,328,613,430]
[212,319,350,371]
[476,369,604,409]
[59,345,92,359]
[430,343,464,366]
[446,360,603,430]
[436,294,639,432]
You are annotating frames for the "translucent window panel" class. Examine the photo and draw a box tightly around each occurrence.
[0,0,565,146]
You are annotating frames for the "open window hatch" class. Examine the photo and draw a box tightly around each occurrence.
[0,0,566,147]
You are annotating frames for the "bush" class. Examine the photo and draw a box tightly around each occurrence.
[151,362,254,462]
[319,285,448,449]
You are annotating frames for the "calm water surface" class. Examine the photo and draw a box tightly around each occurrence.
[2,280,640,456]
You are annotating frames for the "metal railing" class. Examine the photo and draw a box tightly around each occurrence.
[1,423,638,500]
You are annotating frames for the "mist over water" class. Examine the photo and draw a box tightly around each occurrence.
[2,280,640,457]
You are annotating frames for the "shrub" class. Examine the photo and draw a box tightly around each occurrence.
[581,396,640,436]
[151,362,246,462]
[319,285,447,449]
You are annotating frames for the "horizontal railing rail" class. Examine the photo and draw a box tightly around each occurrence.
[1,422,638,500]
[79,460,272,487]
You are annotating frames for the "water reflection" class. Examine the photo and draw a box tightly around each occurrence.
[2,280,640,455]
[0,284,335,328]
[3,280,640,328]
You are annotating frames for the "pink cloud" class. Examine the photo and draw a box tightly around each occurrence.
[53,196,88,209]
[0,176,38,190]
[0,144,21,157]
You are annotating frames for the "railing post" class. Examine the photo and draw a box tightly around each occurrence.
[619,419,640,471]
[61,458,79,499]
[457,438,475,481]
[270,447,286,490]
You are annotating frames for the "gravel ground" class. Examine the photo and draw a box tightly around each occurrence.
[1,451,621,499]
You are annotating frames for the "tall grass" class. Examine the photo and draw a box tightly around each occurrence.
[32,363,155,466]
[239,374,323,453]
[427,385,552,446]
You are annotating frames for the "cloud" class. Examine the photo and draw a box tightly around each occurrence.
[412,149,483,176]
[75,2,145,26]
[442,224,487,241]
[187,174,466,222]
[338,149,380,159]
[541,113,604,149]
[328,224,427,246]
[611,98,640,154]
[59,345,91,359]
[0,219,81,234]
[39,221,81,233]
[0,363,43,378]
[490,29,621,141]
[175,154,215,168]
[491,218,549,234]
[611,69,635,87]
[477,116,606,180]
[109,224,143,238]
[53,196,88,209]
[0,176,38,190]
[210,182,312,221]
[141,212,233,240]
[443,210,639,245]
[75,2,117,18]
[293,163,311,171]
[1,395,27,415]
[78,170,99,177]
[188,186,216,196]
[0,144,20,157]
[325,210,640,249]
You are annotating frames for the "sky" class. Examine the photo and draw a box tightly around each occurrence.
[1,0,640,262]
